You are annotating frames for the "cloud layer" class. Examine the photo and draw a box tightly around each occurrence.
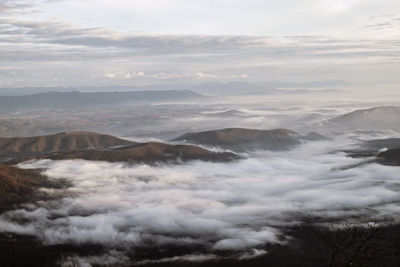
[0,137,399,264]
[0,16,400,87]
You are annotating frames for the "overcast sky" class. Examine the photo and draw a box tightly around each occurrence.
[0,0,400,88]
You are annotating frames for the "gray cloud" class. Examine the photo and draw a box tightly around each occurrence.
[1,18,399,57]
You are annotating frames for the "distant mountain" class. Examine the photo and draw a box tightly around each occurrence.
[173,128,326,152]
[0,81,349,96]
[0,90,204,111]
[0,132,136,159]
[316,106,400,132]
[0,84,194,96]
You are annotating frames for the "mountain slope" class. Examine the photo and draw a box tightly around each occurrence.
[0,132,136,159]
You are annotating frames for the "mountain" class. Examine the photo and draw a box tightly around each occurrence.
[0,90,204,111]
[0,84,194,96]
[0,132,136,159]
[10,142,239,164]
[172,128,325,152]
[0,81,349,96]
[317,106,400,132]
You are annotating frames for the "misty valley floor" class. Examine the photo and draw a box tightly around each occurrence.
[0,137,400,266]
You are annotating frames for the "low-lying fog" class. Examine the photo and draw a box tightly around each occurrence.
[0,134,399,265]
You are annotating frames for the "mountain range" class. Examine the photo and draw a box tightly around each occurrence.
[0,80,350,96]
[1,132,239,164]
[0,128,328,163]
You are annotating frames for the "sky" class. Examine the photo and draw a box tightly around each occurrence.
[0,0,400,88]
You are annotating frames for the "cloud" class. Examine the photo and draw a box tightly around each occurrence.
[0,17,400,86]
[0,137,399,264]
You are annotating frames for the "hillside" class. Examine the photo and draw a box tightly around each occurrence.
[173,128,307,151]
[0,132,136,159]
